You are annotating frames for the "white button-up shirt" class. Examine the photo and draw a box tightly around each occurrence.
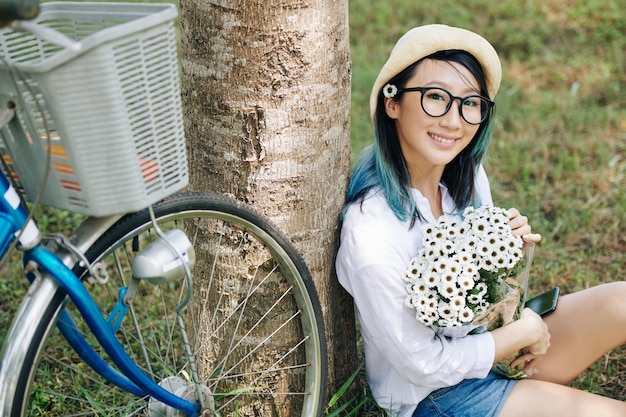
[336,165,496,417]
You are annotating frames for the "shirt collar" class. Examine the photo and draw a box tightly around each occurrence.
[410,182,459,223]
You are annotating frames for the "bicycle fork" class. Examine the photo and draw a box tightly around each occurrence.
[22,229,212,416]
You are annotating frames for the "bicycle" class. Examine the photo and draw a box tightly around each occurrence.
[0,1,327,416]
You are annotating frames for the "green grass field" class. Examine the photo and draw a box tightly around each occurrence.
[0,0,624,415]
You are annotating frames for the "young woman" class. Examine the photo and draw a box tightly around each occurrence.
[336,24,626,417]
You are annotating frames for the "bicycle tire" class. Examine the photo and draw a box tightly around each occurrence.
[2,191,327,417]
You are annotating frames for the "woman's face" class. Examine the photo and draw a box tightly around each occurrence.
[384,59,481,174]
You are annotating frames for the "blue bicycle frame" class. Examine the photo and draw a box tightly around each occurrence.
[0,171,199,415]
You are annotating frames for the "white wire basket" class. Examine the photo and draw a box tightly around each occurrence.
[0,2,188,217]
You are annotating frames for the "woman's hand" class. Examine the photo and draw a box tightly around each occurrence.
[509,308,551,372]
[508,208,542,245]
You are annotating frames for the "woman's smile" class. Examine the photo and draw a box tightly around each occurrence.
[429,132,458,145]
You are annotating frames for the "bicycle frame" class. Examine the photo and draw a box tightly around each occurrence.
[0,167,198,414]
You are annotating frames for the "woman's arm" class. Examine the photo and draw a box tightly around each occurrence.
[491,307,551,372]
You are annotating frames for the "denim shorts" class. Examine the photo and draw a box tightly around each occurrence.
[412,371,517,417]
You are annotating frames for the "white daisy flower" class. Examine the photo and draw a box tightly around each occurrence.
[467,292,484,305]
[382,83,398,98]
[423,271,441,287]
[457,273,476,291]
[474,282,488,296]
[458,306,475,323]
[449,294,466,311]
[438,280,457,299]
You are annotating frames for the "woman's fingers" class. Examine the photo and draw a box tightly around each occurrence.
[508,207,542,243]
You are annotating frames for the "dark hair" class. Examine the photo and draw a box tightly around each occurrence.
[346,50,495,226]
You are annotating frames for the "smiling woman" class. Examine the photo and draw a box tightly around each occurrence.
[348,2,626,414]
[336,23,626,417]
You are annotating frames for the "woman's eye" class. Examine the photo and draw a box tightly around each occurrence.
[427,93,445,101]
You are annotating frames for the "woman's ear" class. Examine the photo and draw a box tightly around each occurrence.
[384,97,399,120]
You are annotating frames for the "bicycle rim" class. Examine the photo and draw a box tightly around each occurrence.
[15,191,327,416]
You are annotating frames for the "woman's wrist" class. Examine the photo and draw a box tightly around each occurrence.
[490,314,540,362]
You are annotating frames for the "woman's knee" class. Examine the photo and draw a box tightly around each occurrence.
[591,282,626,316]
[558,281,626,317]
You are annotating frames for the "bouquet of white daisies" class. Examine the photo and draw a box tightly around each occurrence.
[404,205,534,378]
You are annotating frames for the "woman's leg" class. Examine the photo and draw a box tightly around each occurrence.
[499,379,626,417]
[533,281,626,384]
[499,281,626,417]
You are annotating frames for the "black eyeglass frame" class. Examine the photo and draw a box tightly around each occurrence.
[397,86,494,125]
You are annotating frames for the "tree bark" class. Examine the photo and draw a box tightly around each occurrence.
[180,0,356,402]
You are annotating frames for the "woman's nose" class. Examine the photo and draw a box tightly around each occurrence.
[439,101,464,128]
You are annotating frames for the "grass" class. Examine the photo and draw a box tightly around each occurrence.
[0,0,624,415]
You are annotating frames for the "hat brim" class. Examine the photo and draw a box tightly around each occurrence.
[369,24,502,121]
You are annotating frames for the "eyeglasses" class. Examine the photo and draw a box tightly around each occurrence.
[397,86,494,125]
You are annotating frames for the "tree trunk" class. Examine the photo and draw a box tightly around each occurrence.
[180,0,356,405]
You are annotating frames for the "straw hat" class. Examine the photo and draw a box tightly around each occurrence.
[370,24,502,121]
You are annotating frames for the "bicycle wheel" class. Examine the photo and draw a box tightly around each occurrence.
[3,191,327,417]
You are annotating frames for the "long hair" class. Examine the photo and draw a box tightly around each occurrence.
[345,50,495,226]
